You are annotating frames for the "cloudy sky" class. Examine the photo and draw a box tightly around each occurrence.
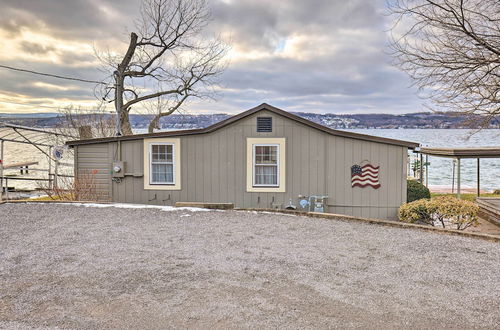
[0,0,421,115]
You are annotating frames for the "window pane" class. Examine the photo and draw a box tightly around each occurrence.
[152,145,160,161]
[152,144,173,163]
[255,145,277,164]
[151,164,174,183]
[165,164,173,182]
[268,147,277,163]
[255,146,263,163]
[152,145,159,161]
[151,164,163,182]
[255,165,277,185]
[165,145,173,162]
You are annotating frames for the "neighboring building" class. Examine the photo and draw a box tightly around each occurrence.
[67,103,419,219]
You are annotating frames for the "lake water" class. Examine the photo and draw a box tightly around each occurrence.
[344,129,500,192]
[2,129,499,192]
[1,142,74,191]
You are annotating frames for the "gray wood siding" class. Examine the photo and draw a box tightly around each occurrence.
[75,144,112,201]
[80,110,408,219]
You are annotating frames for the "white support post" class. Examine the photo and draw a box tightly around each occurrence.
[54,160,59,189]
[48,146,52,189]
[457,158,461,199]
[451,160,456,194]
[477,158,480,197]
[425,154,429,187]
[419,153,424,183]
[407,154,411,178]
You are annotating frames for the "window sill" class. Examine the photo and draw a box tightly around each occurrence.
[247,186,285,193]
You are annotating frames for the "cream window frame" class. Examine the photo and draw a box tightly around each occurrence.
[144,138,181,190]
[246,138,286,192]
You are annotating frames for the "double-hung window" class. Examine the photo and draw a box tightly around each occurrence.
[246,138,285,192]
[253,144,279,187]
[150,143,174,184]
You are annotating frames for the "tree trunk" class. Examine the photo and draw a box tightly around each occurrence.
[114,32,138,136]
[120,110,133,135]
[114,73,125,136]
[148,115,161,133]
[147,94,189,133]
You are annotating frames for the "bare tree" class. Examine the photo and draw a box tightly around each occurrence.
[388,0,500,127]
[56,105,115,139]
[99,0,228,135]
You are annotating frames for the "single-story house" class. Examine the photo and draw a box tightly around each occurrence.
[67,103,419,219]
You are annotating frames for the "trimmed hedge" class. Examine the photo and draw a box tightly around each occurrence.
[399,196,479,230]
[398,198,436,226]
[407,179,430,202]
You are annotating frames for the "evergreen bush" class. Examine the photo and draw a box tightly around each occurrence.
[407,179,430,202]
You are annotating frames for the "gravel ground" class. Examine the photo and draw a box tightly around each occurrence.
[0,203,499,329]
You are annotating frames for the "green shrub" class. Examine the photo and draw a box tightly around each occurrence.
[407,179,430,202]
[398,198,436,226]
[431,196,479,230]
[398,196,479,230]
[493,189,500,195]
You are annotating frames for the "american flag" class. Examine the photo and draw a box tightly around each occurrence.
[351,163,381,189]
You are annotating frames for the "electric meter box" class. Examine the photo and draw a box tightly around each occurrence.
[112,161,125,178]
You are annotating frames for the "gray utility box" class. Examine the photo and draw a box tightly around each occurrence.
[298,195,329,213]
[112,161,125,178]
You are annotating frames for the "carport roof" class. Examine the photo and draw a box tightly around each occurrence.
[0,122,76,147]
[417,147,500,158]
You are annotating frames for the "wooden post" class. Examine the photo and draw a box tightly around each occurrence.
[457,158,461,199]
[477,158,480,197]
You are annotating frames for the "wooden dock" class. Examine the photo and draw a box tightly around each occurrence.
[2,161,39,174]
[476,198,500,227]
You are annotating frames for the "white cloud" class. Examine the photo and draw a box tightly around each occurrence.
[0,0,422,115]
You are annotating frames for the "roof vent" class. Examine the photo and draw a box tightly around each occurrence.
[257,117,272,132]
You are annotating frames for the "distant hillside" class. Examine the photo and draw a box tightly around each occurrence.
[293,112,500,129]
[0,111,498,129]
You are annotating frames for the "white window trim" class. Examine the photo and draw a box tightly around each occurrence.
[252,144,280,187]
[144,138,181,190]
[246,138,286,192]
[149,142,175,185]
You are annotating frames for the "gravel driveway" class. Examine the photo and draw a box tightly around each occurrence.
[1,203,499,329]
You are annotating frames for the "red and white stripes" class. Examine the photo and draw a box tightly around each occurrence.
[351,164,380,189]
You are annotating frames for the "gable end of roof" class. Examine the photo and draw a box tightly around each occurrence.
[66,103,419,149]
